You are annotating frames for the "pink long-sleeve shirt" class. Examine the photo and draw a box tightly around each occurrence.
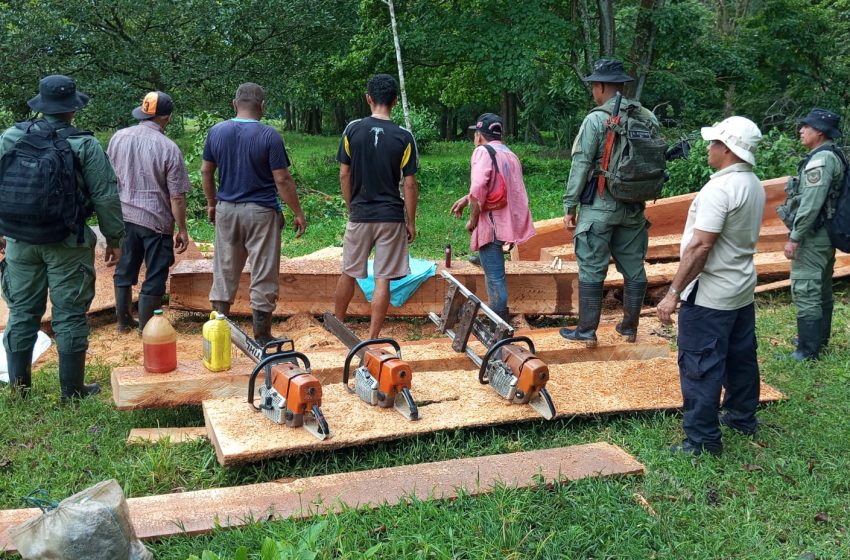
[468,141,535,251]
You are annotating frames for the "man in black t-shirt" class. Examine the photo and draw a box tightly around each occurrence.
[334,73,419,338]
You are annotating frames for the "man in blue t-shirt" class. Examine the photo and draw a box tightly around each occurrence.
[201,83,307,344]
[333,74,419,339]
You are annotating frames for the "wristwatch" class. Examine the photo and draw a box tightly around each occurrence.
[668,286,681,300]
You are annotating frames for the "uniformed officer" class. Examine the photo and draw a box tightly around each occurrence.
[0,75,125,398]
[778,108,845,360]
[560,59,656,347]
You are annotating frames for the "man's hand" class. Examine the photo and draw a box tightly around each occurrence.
[465,219,476,233]
[293,212,307,238]
[450,195,469,218]
[564,213,577,231]
[406,222,416,243]
[0,236,5,255]
[784,240,799,260]
[105,246,122,267]
[207,205,216,224]
[174,230,189,254]
[656,292,679,326]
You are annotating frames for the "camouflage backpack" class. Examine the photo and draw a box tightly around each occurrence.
[593,100,668,203]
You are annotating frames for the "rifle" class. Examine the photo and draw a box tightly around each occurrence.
[597,91,623,199]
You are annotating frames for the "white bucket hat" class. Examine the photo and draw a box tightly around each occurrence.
[700,116,762,165]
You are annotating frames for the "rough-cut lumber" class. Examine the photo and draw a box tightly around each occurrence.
[513,177,788,260]
[541,224,790,263]
[0,443,644,552]
[127,427,208,445]
[754,265,850,294]
[0,238,202,330]
[204,357,785,465]
[111,325,671,410]
[168,244,839,318]
[169,259,583,316]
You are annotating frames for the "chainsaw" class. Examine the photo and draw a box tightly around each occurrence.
[428,270,556,420]
[322,312,419,420]
[227,318,330,440]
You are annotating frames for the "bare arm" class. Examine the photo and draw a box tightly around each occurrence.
[657,228,720,324]
[272,167,306,238]
[403,175,419,242]
[467,195,481,233]
[200,160,217,224]
[170,194,189,254]
[339,164,352,210]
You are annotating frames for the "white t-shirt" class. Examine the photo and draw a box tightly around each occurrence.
[680,163,765,310]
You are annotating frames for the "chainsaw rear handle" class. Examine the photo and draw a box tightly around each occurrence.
[342,337,402,386]
[479,335,536,385]
[247,350,312,411]
[261,337,295,359]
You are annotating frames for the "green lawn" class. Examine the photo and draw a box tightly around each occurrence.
[2,133,848,559]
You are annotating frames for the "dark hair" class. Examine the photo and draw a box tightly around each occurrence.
[479,130,500,141]
[234,82,265,110]
[367,74,398,107]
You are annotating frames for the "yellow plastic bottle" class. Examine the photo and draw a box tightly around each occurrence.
[142,309,177,373]
[203,311,231,372]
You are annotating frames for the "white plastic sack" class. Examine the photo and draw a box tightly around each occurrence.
[8,479,153,560]
[0,330,52,383]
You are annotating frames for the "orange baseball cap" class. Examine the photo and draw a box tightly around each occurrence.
[132,91,174,120]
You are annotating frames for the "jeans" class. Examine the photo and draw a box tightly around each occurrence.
[478,240,508,319]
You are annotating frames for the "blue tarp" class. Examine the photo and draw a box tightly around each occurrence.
[356,257,438,307]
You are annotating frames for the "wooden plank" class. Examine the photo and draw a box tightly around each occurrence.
[168,259,581,316]
[541,224,790,263]
[111,325,671,410]
[513,177,788,260]
[0,238,202,330]
[755,265,850,294]
[167,244,840,318]
[0,443,645,552]
[204,357,785,465]
[127,427,208,445]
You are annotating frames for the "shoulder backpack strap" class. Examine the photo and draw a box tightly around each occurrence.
[482,144,499,171]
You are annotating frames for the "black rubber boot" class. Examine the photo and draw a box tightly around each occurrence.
[821,303,833,352]
[616,281,647,343]
[790,317,822,361]
[559,282,604,348]
[253,310,274,346]
[6,349,33,396]
[137,294,161,333]
[59,351,100,401]
[211,301,231,317]
[114,285,137,333]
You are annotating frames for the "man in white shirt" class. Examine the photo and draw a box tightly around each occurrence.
[657,116,764,456]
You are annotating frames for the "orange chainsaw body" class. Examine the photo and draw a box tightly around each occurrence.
[270,362,323,415]
[363,347,412,398]
[501,344,549,402]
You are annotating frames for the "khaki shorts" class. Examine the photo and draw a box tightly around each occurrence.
[342,222,410,279]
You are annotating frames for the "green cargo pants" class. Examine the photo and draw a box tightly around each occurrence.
[1,227,97,354]
[790,227,835,321]
[574,203,649,284]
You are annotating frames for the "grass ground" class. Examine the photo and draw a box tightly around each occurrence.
[2,134,848,559]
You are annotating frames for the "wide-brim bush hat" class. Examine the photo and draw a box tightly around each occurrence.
[797,108,843,139]
[27,75,89,114]
[583,59,634,83]
[701,116,762,166]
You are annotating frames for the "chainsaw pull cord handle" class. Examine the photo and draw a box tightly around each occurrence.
[478,335,536,385]
[247,350,312,411]
[341,337,402,390]
[597,91,623,198]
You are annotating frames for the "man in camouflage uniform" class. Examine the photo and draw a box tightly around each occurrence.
[778,108,846,360]
[560,59,657,347]
[0,75,124,398]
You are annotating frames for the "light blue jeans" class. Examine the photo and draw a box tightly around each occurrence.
[478,240,508,319]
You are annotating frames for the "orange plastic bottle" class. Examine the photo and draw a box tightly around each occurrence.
[142,309,177,373]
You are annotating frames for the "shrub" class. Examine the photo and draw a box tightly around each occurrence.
[391,104,439,153]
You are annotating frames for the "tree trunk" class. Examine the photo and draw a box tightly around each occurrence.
[308,106,322,135]
[625,0,665,101]
[334,102,347,133]
[439,103,448,140]
[500,91,518,138]
[384,0,411,130]
[285,102,295,131]
[574,0,594,74]
[597,0,616,57]
[723,82,735,117]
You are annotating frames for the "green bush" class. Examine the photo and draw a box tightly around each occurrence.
[391,104,439,153]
